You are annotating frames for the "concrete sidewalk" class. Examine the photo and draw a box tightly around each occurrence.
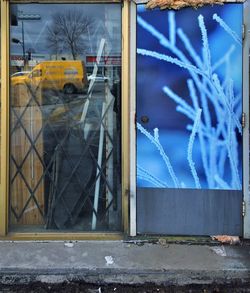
[0,240,249,288]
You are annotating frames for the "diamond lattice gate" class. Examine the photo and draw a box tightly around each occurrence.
[10,78,121,231]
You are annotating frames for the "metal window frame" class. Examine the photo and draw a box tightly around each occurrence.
[0,0,10,238]
[0,0,130,240]
[129,0,137,236]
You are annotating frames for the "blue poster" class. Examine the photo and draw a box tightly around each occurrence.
[136,4,243,190]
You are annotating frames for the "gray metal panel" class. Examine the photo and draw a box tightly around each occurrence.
[137,188,242,236]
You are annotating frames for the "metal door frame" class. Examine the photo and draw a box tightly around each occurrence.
[130,0,250,238]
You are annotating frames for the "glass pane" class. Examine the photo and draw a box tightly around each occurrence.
[136,4,243,190]
[9,4,122,232]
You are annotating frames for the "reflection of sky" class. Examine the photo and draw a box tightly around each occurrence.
[136,4,242,130]
[136,5,243,189]
[10,4,121,56]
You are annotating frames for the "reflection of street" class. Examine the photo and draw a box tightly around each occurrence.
[42,84,107,126]
[11,83,107,124]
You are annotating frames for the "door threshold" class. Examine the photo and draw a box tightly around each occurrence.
[124,235,241,246]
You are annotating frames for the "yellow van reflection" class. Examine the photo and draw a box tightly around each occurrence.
[12,60,87,94]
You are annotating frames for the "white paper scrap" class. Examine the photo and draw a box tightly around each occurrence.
[105,255,114,265]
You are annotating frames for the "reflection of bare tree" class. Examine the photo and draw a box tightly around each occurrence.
[47,10,93,60]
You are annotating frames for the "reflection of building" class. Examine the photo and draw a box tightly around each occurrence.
[3,0,250,243]
[83,6,122,81]
[10,4,122,82]
[86,54,121,82]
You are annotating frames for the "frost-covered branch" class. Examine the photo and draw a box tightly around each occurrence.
[187,109,202,189]
[213,13,241,46]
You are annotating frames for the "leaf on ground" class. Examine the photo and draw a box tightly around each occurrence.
[211,235,240,245]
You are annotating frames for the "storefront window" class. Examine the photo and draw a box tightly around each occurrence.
[9,3,122,232]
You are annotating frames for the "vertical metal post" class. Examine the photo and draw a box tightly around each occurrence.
[0,0,10,236]
[129,0,137,236]
[21,21,25,62]
[121,0,130,235]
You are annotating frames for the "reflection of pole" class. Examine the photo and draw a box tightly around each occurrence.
[21,21,25,62]
[79,38,106,230]
[30,105,34,180]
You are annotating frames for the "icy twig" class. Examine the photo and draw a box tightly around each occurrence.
[137,123,180,188]
[168,12,176,46]
[137,165,169,188]
[213,13,241,46]
[177,28,203,69]
[214,174,231,189]
[198,15,212,77]
[137,48,204,76]
[187,109,202,189]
